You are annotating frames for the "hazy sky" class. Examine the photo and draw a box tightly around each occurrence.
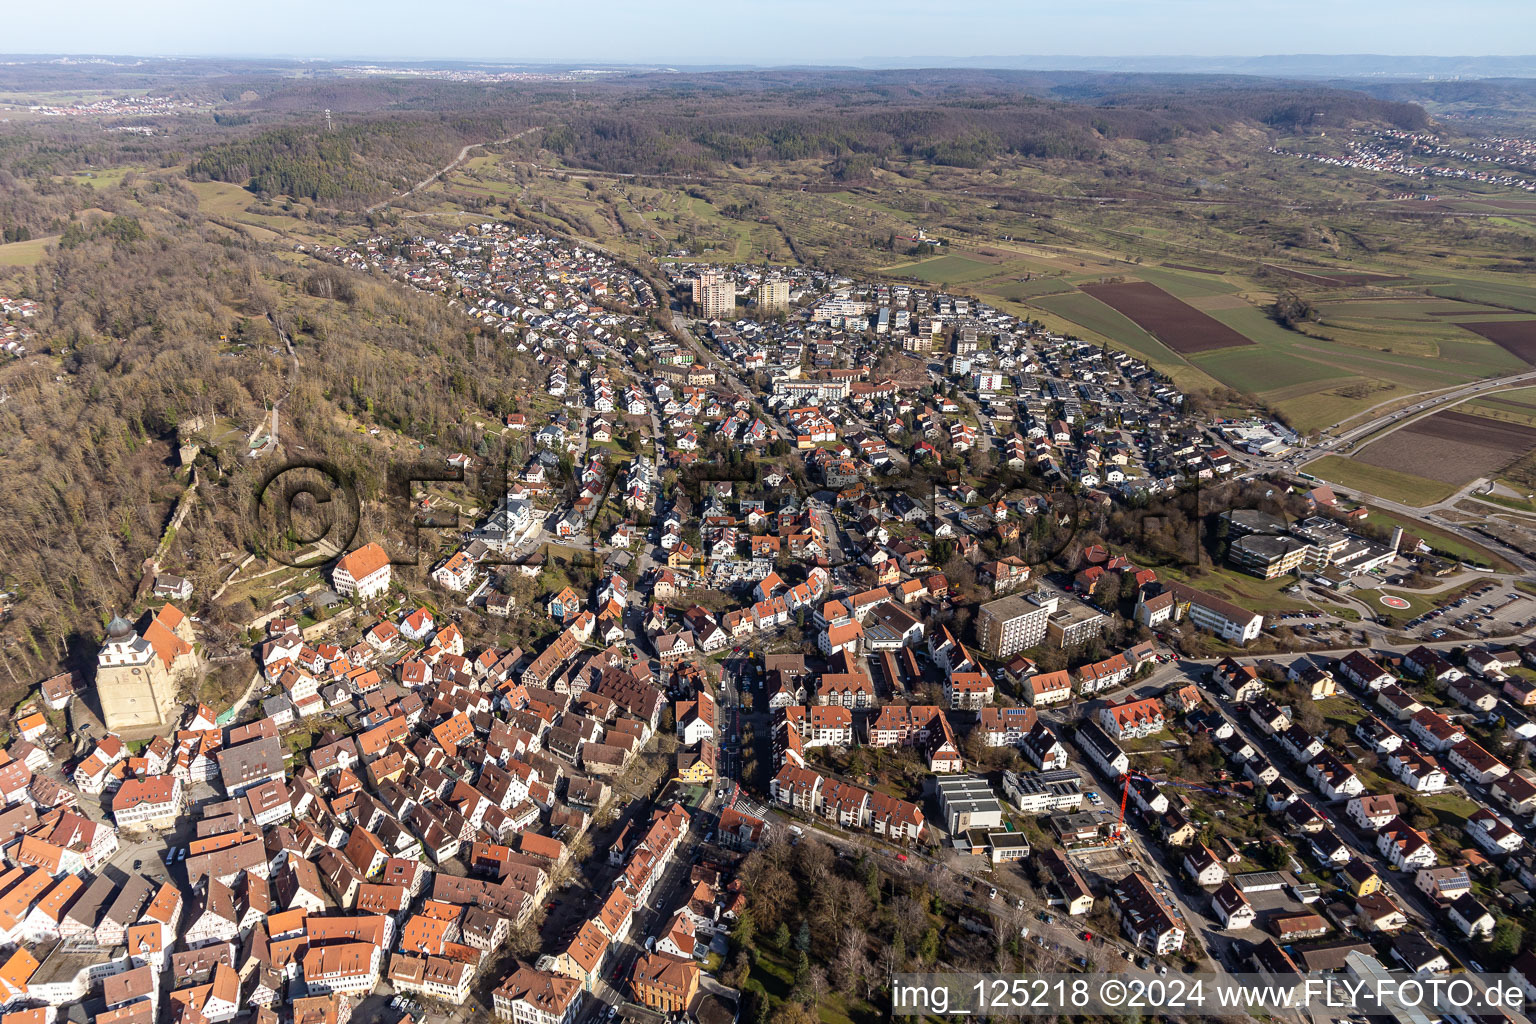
[7,0,1535,63]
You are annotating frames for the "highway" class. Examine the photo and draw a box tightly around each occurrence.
[1327,370,1536,450]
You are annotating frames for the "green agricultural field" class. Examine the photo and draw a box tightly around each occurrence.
[983,278,1074,301]
[1029,290,1171,360]
[1265,385,1419,435]
[1313,298,1502,319]
[1126,264,1241,299]
[1463,386,1536,427]
[1300,455,1457,507]
[883,253,1004,284]
[1429,278,1536,314]
[1174,298,1526,428]
[0,235,55,267]
[1190,344,1344,394]
[1021,264,1522,432]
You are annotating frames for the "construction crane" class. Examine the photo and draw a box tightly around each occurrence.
[1114,770,1234,842]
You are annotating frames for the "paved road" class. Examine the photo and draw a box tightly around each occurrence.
[1327,370,1536,449]
[592,793,716,1009]
[666,313,793,444]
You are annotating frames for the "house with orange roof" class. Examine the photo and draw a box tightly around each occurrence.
[592,887,635,944]
[550,920,609,991]
[818,620,863,658]
[332,542,392,601]
[16,711,46,743]
[0,946,40,1004]
[1026,670,1073,706]
[302,941,381,996]
[432,713,475,758]
[944,671,994,710]
[112,775,183,831]
[20,871,82,943]
[96,605,197,732]
[630,952,700,1013]
[1098,697,1166,740]
[400,607,436,643]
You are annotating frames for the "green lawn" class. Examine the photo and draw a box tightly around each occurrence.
[1420,792,1480,830]
[1350,585,1454,628]
[1159,562,1307,614]
[0,235,55,267]
[1299,456,1458,507]
[1315,696,1365,727]
[67,166,138,189]
[1361,505,1513,570]
[749,949,795,1001]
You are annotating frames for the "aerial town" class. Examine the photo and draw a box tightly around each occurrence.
[6,218,1536,1024]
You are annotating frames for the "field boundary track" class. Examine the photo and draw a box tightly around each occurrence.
[1459,320,1536,364]
[1260,264,1405,286]
[1078,280,1254,354]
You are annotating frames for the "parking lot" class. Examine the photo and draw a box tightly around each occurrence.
[1404,582,1534,637]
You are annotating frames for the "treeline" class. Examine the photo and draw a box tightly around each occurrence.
[530,81,1425,176]
[189,125,417,202]
[0,171,99,240]
[0,180,279,684]
[186,113,528,205]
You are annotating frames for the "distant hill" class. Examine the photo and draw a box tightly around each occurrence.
[849,54,1536,80]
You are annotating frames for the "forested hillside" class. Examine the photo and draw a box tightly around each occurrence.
[186,112,532,203]
[170,69,1429,205]
[0,170,544,694]
[531,77,1426,175]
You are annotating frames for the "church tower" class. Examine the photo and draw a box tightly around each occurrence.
[95,605,196,732]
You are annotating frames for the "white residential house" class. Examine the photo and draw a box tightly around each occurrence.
[1348,794,1400,832]
[1377,818,1438,871]
[1465,809,1523,856]
[1448,894,1496,940]
[332,543,392,601]
[1211,881,1255,930]
[1182,845,1228,887]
